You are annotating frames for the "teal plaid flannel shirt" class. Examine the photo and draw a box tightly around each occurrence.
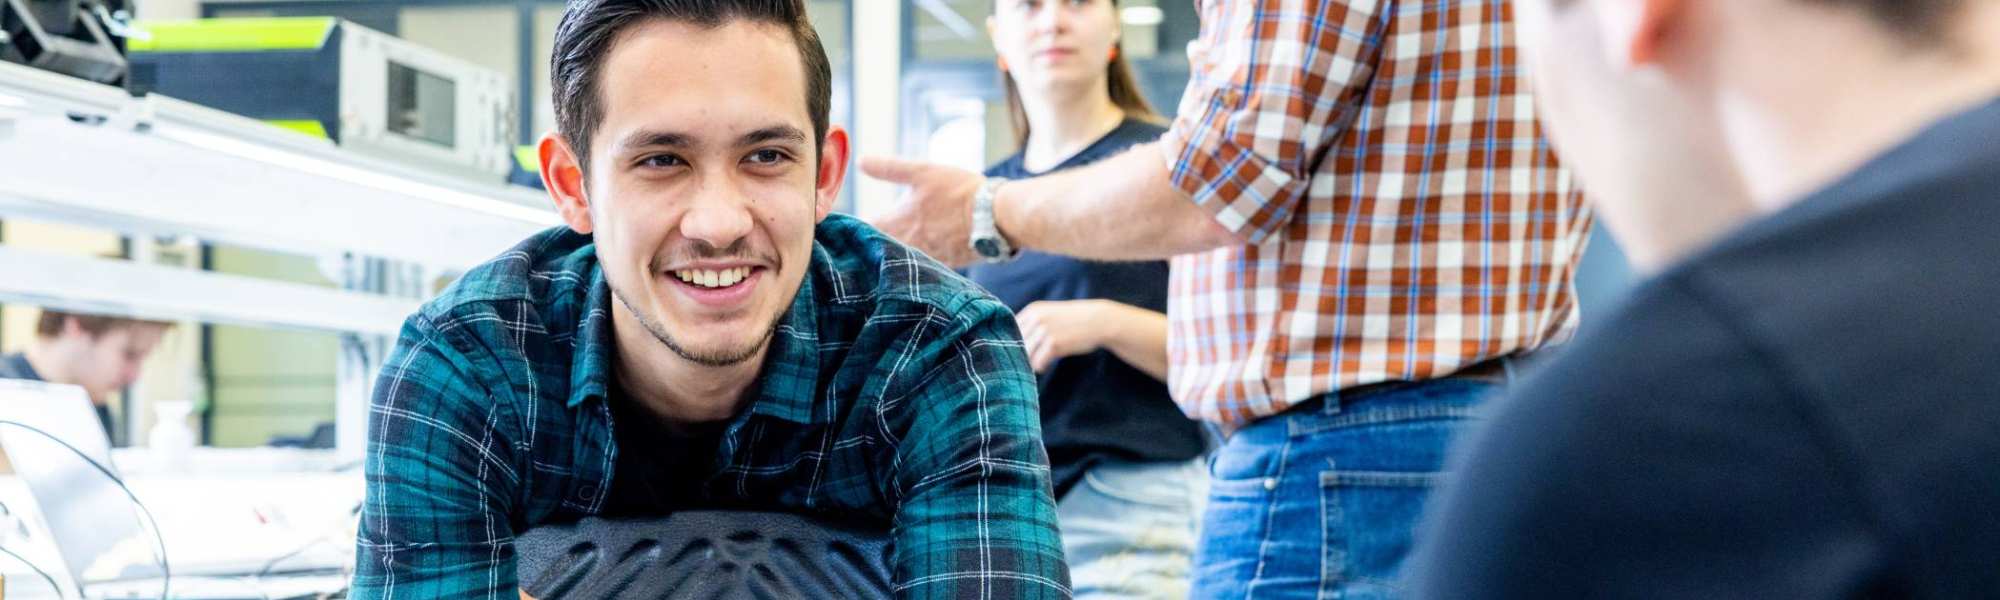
[352,214,1069,598]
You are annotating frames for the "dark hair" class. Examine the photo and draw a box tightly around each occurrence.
[36,310,169,339]
[997,0,1162,151]
[550,0,832,171]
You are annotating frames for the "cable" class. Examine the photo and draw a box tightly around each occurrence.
[240,487,364,600]
[0,542,65,598]
[0,420,170,600]
[241,538,320,600]
[257,497,366,579]
[254,539,318,579]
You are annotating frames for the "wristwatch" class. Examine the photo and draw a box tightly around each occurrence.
[969,176,1018,263]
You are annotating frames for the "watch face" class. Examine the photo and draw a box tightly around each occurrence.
[973,238,1002,257]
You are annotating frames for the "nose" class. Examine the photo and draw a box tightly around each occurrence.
[678,178,755,252]
[1033,2,1069,34]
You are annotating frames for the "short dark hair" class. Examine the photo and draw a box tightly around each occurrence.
[35,309,170,339]
[550,0,832,172]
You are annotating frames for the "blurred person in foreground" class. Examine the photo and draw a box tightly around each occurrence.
[1410,0,2000,596]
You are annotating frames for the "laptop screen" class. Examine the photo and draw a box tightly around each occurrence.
[0,380,163,587]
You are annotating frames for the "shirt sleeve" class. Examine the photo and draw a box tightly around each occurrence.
[1162,0,1389,244]
[880,296,1071,599]
[351,314,525,599]
[1407,279,1885,598]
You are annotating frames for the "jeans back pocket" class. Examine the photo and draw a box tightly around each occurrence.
[1320,468,1445,599]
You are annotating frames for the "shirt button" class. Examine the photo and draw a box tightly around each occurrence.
[1262,478,1278,491]
[578,484,598,500]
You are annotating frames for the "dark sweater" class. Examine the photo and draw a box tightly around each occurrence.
[1412,97,2000,598]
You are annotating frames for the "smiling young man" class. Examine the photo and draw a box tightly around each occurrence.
[350,1,1068,598]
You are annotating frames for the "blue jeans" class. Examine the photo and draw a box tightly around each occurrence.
[1059,458,1208,600]
[1191,377,1503,599]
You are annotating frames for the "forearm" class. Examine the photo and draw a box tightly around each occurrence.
[995,142,1240,261]
[355,325,522,598]
[892,447,1069,599]
[355,439,521,598]
[890,315,1070,598]
[1094,300,1170,382]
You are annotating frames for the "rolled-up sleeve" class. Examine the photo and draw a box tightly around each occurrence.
[1162,0,1389,244]
[880,297,1069,599]
[352,315,523,599]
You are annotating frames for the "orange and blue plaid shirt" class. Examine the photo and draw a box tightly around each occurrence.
[1162,0,1593,425]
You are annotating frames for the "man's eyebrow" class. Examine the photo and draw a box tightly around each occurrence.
[738,125,809,147]
[615,129,695,152]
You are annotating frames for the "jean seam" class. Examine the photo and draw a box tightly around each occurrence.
[1319,465,1342,600]
[1323,470,1444,488]
[1289,403,1483,437]
[1248,433,1292,598]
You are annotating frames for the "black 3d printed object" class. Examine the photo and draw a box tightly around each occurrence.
[516,511,894,599]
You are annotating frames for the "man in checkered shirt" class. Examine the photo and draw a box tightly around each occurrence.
[868,0,1591,595]
[350,1,1069,598]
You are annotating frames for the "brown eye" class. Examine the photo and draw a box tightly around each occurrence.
[640,154,686,168]
[746,149,790,165]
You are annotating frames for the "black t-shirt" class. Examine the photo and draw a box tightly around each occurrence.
[964,118,1207,499]
[599,390,731,517]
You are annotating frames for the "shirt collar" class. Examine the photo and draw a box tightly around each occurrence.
[567,247,824,426]
[566,266,614,409]
[744,261,822,424]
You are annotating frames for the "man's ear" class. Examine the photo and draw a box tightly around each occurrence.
[814,126,851,222]
[540,133,594,234]
[1600,0,1685,68]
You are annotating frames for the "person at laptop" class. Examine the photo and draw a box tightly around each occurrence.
[0,309,169,442]
[350,0,1068,598]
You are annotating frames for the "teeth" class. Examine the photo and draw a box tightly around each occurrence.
[673,267,751,289]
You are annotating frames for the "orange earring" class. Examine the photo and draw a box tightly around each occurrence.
[1109,46,1119,62]
[998,56,1010,72]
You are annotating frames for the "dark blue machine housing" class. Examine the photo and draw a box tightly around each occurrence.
[127,24,344,141]
[127,21,547,187]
